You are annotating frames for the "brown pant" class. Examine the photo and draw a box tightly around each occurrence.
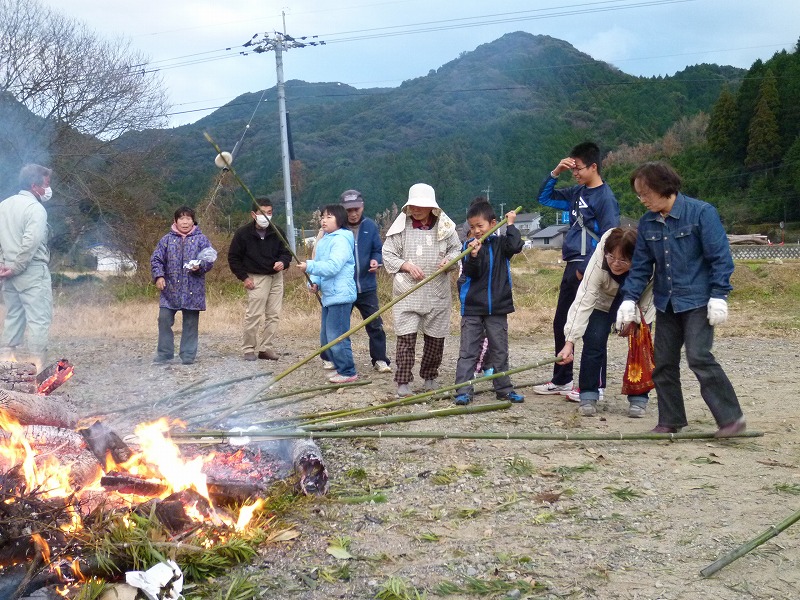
[242,272,283,353]
[394,332,445,385]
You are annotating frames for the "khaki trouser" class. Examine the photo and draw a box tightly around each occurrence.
[1,263,52,369]
[242,272,283,353]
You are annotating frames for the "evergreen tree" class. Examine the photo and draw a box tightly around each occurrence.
[745,70,781,169]
[707,85,738,157]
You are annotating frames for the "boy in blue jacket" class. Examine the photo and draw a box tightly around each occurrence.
[453,202,525,405]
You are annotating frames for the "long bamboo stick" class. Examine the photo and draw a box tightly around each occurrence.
[203,132,321,302]
[700,506,800,577]
[202,205,524,425]
[282,360,557,428]
[183,380,372,424]
[173,429,763,444]
[172,402,511,439]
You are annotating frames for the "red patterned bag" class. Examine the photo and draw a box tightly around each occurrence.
[621,315,655,396]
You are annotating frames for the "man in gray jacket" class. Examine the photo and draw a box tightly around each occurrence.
[0,164,53,370]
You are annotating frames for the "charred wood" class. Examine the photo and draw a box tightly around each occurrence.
[0,389,77,428]
[100,472,168,497]
[79,420,134,467]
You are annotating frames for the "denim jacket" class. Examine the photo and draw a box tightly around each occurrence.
[621,193,733,313]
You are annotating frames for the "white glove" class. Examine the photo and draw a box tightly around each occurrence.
[707,298,728,326]
[615,300,639,331]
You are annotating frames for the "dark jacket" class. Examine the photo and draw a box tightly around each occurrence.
[228,221,292,280]
[348,217,383,294]
[536,175,619,274]
[151,226,213,311]
[458,225,524,316]
[621,193,733,313]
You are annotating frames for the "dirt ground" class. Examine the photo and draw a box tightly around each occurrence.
[50,316,800,600]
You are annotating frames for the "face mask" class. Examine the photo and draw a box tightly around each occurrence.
[255,214,270,227]
[41,187,52,202]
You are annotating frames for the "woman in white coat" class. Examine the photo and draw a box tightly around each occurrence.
[557,227,654,417]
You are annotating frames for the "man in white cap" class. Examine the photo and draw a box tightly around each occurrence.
[382,183,462,397]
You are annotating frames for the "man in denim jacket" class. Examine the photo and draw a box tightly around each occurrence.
[617,162,745,438]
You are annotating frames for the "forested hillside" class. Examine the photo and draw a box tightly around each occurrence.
[121,32,744,227]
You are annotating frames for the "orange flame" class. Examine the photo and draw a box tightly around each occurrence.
[235,498,264,531]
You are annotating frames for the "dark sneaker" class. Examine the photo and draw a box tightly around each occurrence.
[650,425,681,434]
[497,391,524,403]
[714,417,746,438]
[258,349,279,360]
[454,394,472,406]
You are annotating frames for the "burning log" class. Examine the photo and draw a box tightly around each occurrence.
[0,389,77,428]
[79,420,134,466]
[0,360,38,394]
[35,359,74,395]
[286,439,329,496]
[100,472,169,497]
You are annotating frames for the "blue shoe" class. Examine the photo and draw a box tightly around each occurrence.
[454,394,472,406]
[483,367,494,377]
[497,391,524,403]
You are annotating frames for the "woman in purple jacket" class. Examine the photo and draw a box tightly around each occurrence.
[150,206,215,364]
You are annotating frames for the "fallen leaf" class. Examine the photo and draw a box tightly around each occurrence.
[326,545,353,560]
[534,490,563,504]
[269,528,301,542]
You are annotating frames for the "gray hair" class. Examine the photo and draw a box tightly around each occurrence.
[19,164,52,189]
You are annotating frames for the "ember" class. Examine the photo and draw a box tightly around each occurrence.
[36,359,75,395]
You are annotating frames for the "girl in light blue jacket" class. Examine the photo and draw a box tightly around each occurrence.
[298,204,358,383]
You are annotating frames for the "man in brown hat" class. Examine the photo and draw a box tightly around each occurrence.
[338,189,392,373]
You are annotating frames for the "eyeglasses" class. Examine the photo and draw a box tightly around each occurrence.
[605,253,631,266]
[571,164,590,173]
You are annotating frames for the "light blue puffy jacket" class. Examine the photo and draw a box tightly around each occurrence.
[306,227,357,307]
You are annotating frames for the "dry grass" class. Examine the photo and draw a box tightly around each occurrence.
[12,253,800,340]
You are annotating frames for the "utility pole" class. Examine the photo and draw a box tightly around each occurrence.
[274,36,295,252]
[499,202,505,216]
[482,184,492,202]
[244,25,326,254]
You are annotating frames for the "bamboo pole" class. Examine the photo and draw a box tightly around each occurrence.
[201,205,524,425]
[172,402,511,439]
[700,506,800,577]
[203,132,321,302]
[183,380,371,424]
[173,429,763,444]
[274,359,557,428]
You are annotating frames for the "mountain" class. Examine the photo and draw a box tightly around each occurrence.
[120,32,744,220]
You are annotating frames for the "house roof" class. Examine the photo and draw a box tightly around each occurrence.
[514,212,541,222]
[530,225,569,239]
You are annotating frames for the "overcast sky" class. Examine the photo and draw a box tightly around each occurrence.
[46,0,799,128]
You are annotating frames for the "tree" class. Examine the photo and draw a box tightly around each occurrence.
[745,71,781,170]
[707,86,738,157]
[0,0,168,140]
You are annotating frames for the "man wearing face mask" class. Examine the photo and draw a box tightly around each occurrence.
[228,197,292,361]
[0,163,54,370]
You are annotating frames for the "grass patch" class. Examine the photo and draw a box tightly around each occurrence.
[375,576,428,600]
[773,482,800,495]
[505,456,535,477]
[436,575,545,596]
[605,486,643,501]
[552,463,597,479]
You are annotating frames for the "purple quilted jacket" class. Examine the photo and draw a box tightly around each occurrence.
[150,226,213,311]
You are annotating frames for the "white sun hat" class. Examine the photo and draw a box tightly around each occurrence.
[402,183,439,211]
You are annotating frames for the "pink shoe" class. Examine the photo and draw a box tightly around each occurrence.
[329,373,358,384]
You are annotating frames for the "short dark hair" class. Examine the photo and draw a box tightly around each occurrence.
[629,162,682,197]
[322,204,348,229]
[19,164,52,189]
[604,227,638,260]
[174,205,197,224]
[254,196,273,210]
[467,201,496,222]
[570,142,601,172]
